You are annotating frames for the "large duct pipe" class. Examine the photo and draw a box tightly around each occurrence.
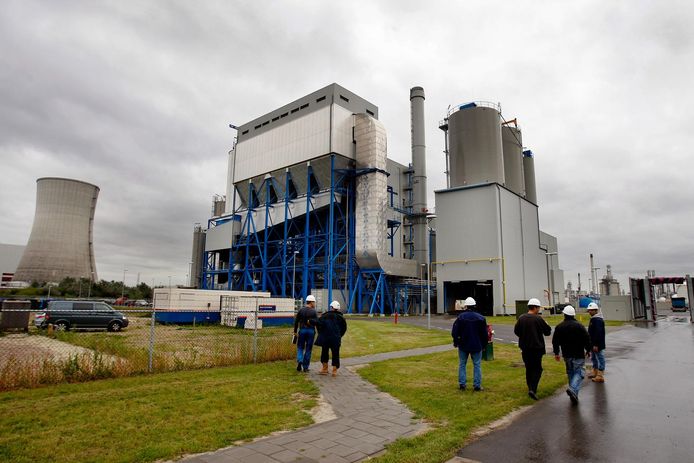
[14,177,99,283]
[410,87,429,270]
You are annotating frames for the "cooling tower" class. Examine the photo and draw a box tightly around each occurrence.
[14,177,99,283]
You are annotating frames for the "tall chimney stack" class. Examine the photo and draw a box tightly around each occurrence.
[410,86,429,270]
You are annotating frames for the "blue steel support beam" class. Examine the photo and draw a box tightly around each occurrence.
[327,154,335,305]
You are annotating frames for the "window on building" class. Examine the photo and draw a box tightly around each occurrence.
[316,96,326,102]
[340,95,349,102]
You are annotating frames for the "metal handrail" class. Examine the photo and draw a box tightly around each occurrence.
[446,100,501,118]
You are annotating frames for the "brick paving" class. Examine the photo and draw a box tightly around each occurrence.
[176,344,452,463]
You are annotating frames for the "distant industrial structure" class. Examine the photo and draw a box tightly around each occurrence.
[191,84,563,315]
[0,243,25,287]
[13,177,99,284]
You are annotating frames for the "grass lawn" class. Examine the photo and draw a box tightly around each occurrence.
[358,343,568,463]
[0,361,317,463]
[341,319,451,357]
[486,314,626,327]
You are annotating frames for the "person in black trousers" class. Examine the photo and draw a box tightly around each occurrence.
[514,298,552,400]
[316,300,347,376]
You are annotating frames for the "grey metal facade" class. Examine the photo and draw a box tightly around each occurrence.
[14,177,99,283]
[434,183,547,315]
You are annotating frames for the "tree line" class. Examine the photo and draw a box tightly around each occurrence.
[1,278,154,300]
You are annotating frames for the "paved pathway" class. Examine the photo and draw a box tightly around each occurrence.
[176,345,452,463]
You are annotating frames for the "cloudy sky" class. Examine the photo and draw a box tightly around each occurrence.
[1,0,692,289]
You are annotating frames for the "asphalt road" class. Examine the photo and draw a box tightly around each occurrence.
[456,315,694,463]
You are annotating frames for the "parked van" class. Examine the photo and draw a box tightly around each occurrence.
[38,301,129,332]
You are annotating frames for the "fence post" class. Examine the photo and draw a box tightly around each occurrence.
[148,294,156,372]
[253,298,259,364]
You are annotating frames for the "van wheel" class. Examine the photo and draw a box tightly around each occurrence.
[54,321,70,331]
[108,321,123,332]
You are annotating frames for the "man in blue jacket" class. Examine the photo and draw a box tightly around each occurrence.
[587,302,606,383]
[451,297,488,391]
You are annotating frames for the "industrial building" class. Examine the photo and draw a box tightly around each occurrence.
[193,84,563,315]
[13,177,99,284]
[0,243,25,287]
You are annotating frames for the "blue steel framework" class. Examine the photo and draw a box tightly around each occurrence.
[201,154,432,315]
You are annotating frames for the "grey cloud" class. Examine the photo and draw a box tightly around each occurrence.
[1,0,693,288]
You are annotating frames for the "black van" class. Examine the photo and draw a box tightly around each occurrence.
[40,301,129,332]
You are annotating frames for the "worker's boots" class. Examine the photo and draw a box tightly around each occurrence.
[588,368,598,379]
[318,363,329,375]
[332,366,338,377]
[592,370,605,383]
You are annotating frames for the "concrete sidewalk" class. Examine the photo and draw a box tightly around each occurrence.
[175,344,451,463]
[455,316,694,463]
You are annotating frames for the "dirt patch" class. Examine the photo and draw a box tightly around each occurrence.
[0,334,103,368]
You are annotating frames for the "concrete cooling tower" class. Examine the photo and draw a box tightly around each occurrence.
[14,177,99,283]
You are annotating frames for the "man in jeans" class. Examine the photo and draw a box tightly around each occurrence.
[587,302,606,383]
[514,297,552,400]
[451,297,488,391]
[552,305,591,404]
[293,295,318,372]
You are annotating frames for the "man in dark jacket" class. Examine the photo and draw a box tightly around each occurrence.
[552,305,591,404]
[451,297,488,391]
[316,301,347,377]
[293,295,318,372]
[514,297,552,400]
[587,302,606,383]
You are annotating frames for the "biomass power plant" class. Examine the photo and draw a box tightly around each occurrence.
[193,84,563,315]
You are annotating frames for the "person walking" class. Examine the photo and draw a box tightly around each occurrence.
[293,295,318,372]
[587,302,606,383]
[316,300,347,377]
[514,297,552,400]
[552,305,591,405]
[451,297,488,391]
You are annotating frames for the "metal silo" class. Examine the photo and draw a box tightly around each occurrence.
[447,103,504,188]
[190,224,206,288]
[501,125,525,196]
[522,150,537,204]
[14,178,99,283]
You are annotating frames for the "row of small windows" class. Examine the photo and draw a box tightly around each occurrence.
[241,94,371,135]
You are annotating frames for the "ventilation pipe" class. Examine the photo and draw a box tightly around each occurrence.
[410,86,429,270]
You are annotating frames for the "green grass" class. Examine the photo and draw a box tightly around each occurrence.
[341,319,451,357]
[0,361,318,463]
[358,343,568,463]
[486,314,626,326]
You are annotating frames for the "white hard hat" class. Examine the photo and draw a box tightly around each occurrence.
[528,298,542,307]
[562,305,576,316]
[587,302,599,311]
[305,295,316,303]
[464,297,476,307]
[330,300,341,310]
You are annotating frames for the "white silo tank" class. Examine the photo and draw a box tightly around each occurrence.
[501,125,525,196]
[447,103,505,188]
[14,177,99,283]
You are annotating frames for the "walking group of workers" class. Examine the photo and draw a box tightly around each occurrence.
[293,295,347,376]
[452,297,606,405]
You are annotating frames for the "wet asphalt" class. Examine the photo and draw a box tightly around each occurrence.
[456,313,694,463]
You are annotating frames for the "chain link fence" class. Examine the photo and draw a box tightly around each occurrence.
[0,298,296,391]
